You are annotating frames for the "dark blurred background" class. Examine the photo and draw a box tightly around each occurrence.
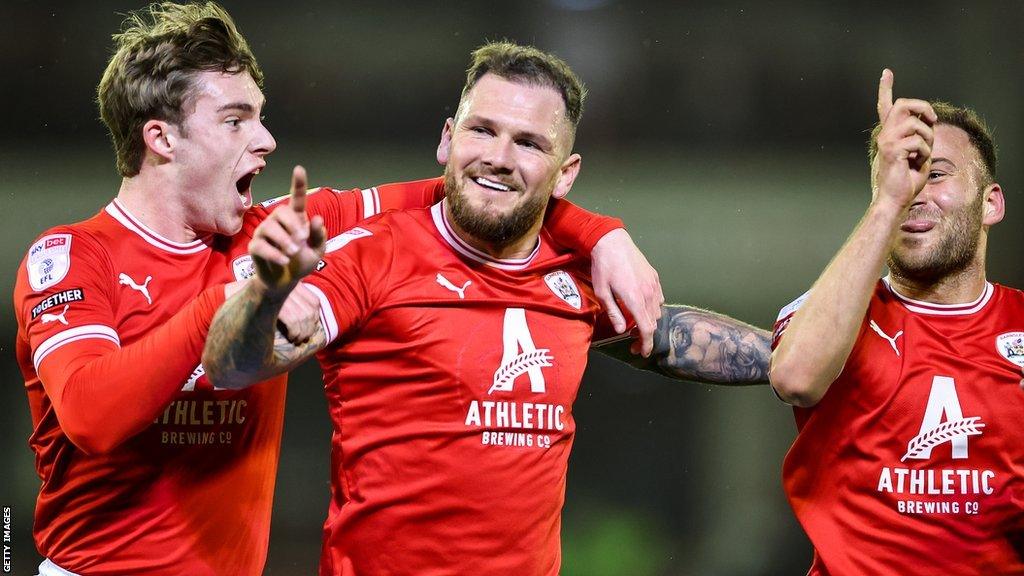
[2,1,1023,574]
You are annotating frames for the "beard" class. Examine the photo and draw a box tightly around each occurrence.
[444,169,549,250]
[887,193,984,284]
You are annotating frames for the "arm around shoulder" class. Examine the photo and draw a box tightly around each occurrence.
[596,304,771,385]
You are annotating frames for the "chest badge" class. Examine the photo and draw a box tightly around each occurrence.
[996,332,1024,368]
[232,255,256,280]
[119,272,153,305]
[544,270,581,310]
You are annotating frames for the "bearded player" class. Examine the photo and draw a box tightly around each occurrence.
[771,69,1024,574]
[12,4,665,576]
[203,42,772,575]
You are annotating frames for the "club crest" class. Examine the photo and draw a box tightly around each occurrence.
[28,234,72,291]
[996,332,1024,368]
[544,270,581,310]
[232,255,256,280]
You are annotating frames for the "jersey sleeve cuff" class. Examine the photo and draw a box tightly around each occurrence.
[34,324,120,371]
[302,283,340,346]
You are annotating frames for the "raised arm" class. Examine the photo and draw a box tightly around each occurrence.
[203,166,328,389]
[769,70,936,407]
[596,304,771,384]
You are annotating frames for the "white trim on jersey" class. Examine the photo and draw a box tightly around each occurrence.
[33,324,120,370]
[776,290,811,321]
[430,201,540,271]
[360,187,381,219]
[105,200,210,255]
[303,283,340,345]
[37,559,81,576]
[884,276,994,316]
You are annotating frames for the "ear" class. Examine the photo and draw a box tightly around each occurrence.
[982,183,1005,226]
[551,153,582,200]
[436,118,455,166]
[142,119,176,163]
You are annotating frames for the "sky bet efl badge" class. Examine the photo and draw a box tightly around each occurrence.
[996,332,1024,368]
[544,270,581,310]
[28,234,72,291]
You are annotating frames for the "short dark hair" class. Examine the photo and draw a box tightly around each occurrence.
[869,102,997,185]
[97,2,262,177]
[460,41,587,131]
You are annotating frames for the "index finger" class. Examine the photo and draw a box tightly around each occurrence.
[877,68,894,123]
[290,165,309,214]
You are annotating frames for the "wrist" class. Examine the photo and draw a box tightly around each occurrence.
[591,227,629,255]
[867,195,907,222]
[250,274,297,303]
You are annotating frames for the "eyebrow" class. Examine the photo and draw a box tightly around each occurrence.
[464,114,555,150]
[931,157,956,169]
[216,101,263,114]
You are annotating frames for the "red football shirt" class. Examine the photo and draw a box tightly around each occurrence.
[304,202,613,576]
[13,181,451,576]
[774,279,1024,575]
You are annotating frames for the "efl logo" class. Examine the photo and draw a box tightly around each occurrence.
[27,234,73,291]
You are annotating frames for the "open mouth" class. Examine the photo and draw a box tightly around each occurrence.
[473,176,514,192]
[235,168,261,209]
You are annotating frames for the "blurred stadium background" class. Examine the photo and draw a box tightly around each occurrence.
[2,1,1023,574]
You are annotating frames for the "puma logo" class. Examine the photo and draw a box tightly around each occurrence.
[119,273,153,305]
[41,304,70,325]
[436,273,471,299]
[869,319,903,357]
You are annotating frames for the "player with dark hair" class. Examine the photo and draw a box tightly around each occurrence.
[203,41,772,575]
[13,5,663,576]
[771,70,1024,574]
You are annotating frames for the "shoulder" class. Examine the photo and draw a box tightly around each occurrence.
[20,218,114,291]
[373,177,444,196]
[988,282,1024,314]
[350,205,434,241]
[321,214,403,261]
[993,282,1024,301]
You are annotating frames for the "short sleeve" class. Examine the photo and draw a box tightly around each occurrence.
[772,290,810,351]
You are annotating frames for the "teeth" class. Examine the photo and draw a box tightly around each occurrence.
[254,168,261,175]
[474,177,511,192]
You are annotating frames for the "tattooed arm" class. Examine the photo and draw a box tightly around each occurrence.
[596,305,772,385]
[203,281,327,389]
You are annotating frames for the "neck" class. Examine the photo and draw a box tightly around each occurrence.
[117,172,199,243]
[887,250,988,305]
[442,200,542,260]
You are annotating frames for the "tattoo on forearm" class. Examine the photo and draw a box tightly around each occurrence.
[204,284,323,388]
[651,306,772,385]
[272,322,326,369]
